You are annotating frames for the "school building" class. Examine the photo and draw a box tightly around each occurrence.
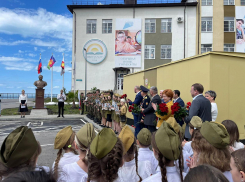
[67,0,198,94]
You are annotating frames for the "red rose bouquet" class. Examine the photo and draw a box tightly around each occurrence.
[128,105,134,112]
[171,102,189,121]
[128,104,141,114]
[120,94,127,99]
[186,102,191,109]
[156,103,169,117]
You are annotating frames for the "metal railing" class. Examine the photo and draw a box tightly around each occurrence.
[0,93,58,99]
[71,0,184,5]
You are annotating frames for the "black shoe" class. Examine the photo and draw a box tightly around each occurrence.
[57,116,60,118]
[23,116,25,118]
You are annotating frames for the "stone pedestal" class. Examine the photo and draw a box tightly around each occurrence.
[35,89,44,109]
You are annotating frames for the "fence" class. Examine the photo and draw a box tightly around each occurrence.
[0,93,58,99]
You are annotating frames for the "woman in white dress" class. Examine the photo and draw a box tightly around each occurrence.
[52,126,79,180]
[222,120,245,151]
[205,90,218,121]
[87,128,124,182]
[59,123,96,182]
[18,90,28,118]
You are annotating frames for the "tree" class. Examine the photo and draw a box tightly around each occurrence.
[91,87,97,91]
[67,90,78,108]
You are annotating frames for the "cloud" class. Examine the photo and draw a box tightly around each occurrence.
[0,39,60,47]
[34,47,37,51]
[27,86,35,89]
[0,39,29,46]
[42,65,72,73]
[3,62,35,71]
[7,87,14,88]
[17,86,21,88]
[0,7,72,51]
[0,56,37,62]
[0,84,5,87]
[53,86,60,89]
[28,53,36,57]
[18,50,24,53]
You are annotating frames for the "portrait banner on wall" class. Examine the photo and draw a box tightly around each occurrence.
[236,7,245,53]
[115,19,141,68]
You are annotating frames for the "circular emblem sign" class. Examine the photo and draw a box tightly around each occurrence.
[83,39,107,64]
[145,78,148,86]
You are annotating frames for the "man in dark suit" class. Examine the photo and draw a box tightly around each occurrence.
[173,90,185,126]
[141,86,161,133]
[127,86,143,136]
[184,83,212,139]
[136,85,151,137]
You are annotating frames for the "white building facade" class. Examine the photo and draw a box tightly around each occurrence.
[68,1,197,93]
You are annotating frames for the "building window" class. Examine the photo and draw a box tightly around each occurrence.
[201,17,212,32]
[87,19,96,34]
[201,44,212,54]
[224,17,235,32]
[102,19,112,34]
[202,0,212,5]
[224,0,234,5]
[241,0,245,5]
[161,45,171,59]
[145,45,155,59]
[117,73,125,90]
[145,19,156,33]
[161,19,172,33]
[224,44,235,52]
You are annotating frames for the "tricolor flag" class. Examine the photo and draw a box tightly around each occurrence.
[61,57,65,76]
[38,58,42,74]
[47,55,56,70]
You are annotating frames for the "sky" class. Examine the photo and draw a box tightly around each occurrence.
[0,0,74,94]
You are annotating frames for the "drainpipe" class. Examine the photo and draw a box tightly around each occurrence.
[184,3,186,58]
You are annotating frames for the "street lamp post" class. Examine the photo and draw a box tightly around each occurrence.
[84,48,87,97]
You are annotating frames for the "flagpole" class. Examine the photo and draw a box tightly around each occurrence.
[63,53,64,90]
[51,53,53,102]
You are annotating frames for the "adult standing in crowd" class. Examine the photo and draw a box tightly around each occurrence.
[80,92,85,115]
[205,90,218,121]
[159,90,164,103]
[173,90,185,126]
[127,86,143,137]
[57,89,66,118]
[141,86,161,133]
[18,90,28,118]
[184,83,211,139]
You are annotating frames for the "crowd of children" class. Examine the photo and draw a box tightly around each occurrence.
[0,115,244,182]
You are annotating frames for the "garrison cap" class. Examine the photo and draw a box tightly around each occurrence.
[76,123,95,148]
[0,126,38,168]
[166,117,179,134]
[90,128,117,159]
[54,126,73,149]
[140,85,149,93]
[200,121,230,149]
[119,126,134,155]
[155,121,180,161]
[137,128,151,146]
[190,116,203,129]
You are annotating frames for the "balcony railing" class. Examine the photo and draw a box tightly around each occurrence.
[0,93,58,99]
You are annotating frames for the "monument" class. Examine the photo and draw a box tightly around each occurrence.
[34,75,47,109]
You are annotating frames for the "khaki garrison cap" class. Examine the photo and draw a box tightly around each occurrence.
[155,122,181,161]
[119,126,134,155]
[0,126,38,168]
[76,123,96,148]
[200,121,230,149]
[54,126,73,149]
[166,117,180,134]
[137,128,151,146]
[190,116,203,129]
[90,128,117,159]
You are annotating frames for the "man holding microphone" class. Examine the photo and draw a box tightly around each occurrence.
[57,89,66,118]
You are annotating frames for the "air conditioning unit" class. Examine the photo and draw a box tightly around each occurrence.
[177,17,183,23]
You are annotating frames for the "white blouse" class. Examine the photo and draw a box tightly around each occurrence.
[211,102,218,121]
[52,152,79,173]
[19,94,27,104]
[232,141,245,151]
[138,148,159,173]
[223,171,234,182]
[143,166,186,182]
[118,158,154,181]
[58,162,88,182]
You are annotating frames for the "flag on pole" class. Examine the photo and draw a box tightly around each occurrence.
[38,58,42,74]
[47,55,56,70]
[61,57,65,76]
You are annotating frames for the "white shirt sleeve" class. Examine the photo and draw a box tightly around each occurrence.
[19,95,21,103]
[25,95,28,104]
[57,94,60,100]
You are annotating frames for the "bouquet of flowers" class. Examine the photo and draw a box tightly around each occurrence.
[128,104,141,114]
[120,94,127,99]
[171,102,191,121]
[155,103,169,117]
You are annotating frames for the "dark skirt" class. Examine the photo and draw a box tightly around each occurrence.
[107,114,112,122]
[120,115,126,122]
[18,100,28,112]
